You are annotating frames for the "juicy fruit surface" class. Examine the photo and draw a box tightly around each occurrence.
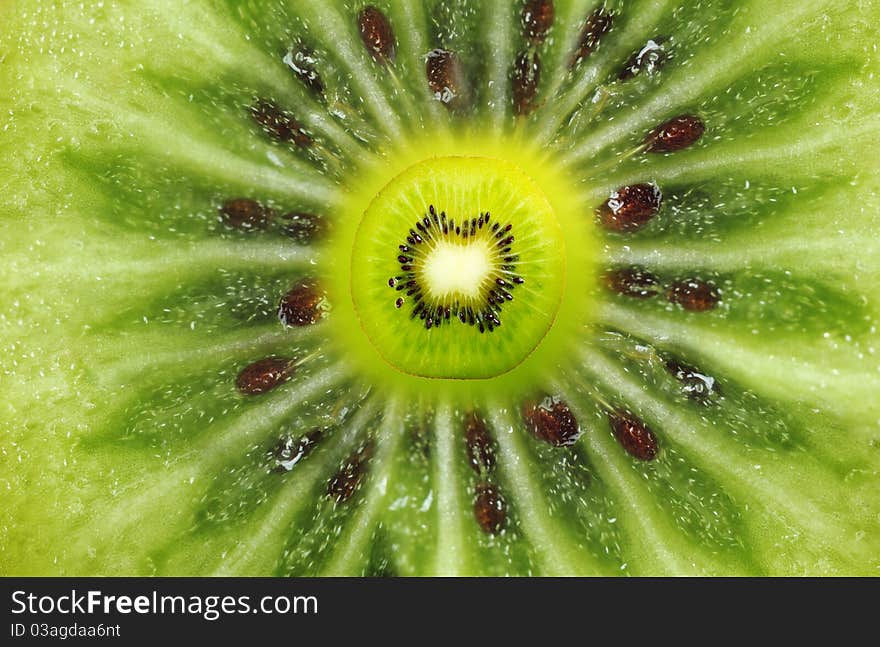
[1,0,879,576]
[351,156,567,379]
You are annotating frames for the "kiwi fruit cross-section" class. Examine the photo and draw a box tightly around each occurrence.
[1,0,878,576]
[352,156,568,378]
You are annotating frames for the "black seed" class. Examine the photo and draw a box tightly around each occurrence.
[358,5,396,64]
[271,428,323,473]
[596,183,662,232]
[523,397,580,446]
[619,37,669,80]
[283,47,325,97]
[251,99,312,148]
[426,48,465,108]
[644,114,704,153]
[235,357,293,396]
[278,280,325,326]
[219,198,273,231]
[474,482,506,534]
[523,0,555,45]
[512,49,540,116]
[609,410,659,461]
[328,442,374,503]
[571,7,612,67]
[395,297,404,308]
[664,358,720,400]
[667,278,720,312]
[280,212,326,244]
[603,266,661,298]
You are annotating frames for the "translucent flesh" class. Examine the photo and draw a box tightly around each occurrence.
[1,0,879,575]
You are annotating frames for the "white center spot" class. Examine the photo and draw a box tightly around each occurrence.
[422,241,492,300]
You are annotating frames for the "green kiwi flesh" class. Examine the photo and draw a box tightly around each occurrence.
[351,156,566,378]
[1,0,879,576]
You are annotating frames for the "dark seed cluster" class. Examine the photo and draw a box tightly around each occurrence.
[608,410,659,461]
[596,183,663,232]
[667,278,720,312]
[218,197,325,242]
[463,413,506,534]
[664,358,720,401]
[522,396,581,446]
[512,49,541,116]
[280,211,327,244]
[522,0,555,45]
[250,99,313,148]
[271,428,323,473]
[603,267,721,311]
[235,357,294,396]
[328,441,375,503]
[571,6,613,67]
[474,481,507,534]
[426,48,466,108]
[644,114,705,153]
[358,5,396,64]
[619,37,670,81]
[465,412,496,474]
[603,266,661,298]
[513,0,554,116]
[388,205,524,333]
[278,279,326,327]
[283,46,325,99]
[219,198,274,231]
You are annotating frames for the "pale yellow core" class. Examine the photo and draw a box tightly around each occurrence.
[421,240,493,300]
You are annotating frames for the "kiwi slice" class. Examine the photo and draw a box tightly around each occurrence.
[1,0,878,576]
[351,156,568,378]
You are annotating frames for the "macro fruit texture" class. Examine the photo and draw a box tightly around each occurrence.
[0,0,878,576]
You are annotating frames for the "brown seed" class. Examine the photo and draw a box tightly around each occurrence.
[358,5,396,63]
[523,396,580,446]
[667,278,720,312]
[251,99,313,148]
[328,442,374,503]
[219,198,273,231]
[603,267,661,298]
[271,428,323,472]
[425,49,465,108]
[474,482,507,534]
[619,38,668,80]
[664,358,719,400]
[644,114,704,153]
[283,47,325,97]
[235,357,294,396]
[609,410,658,461]
[280,212,326,244]
[523,0,555,45]
[278,280,325,326]
[465,413,495,474]
[596,183,662,232]
[512,49,540,116]
[571,7,613,66]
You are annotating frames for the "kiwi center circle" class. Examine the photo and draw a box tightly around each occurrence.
[422,240,493,299]
[350,156,567,380]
